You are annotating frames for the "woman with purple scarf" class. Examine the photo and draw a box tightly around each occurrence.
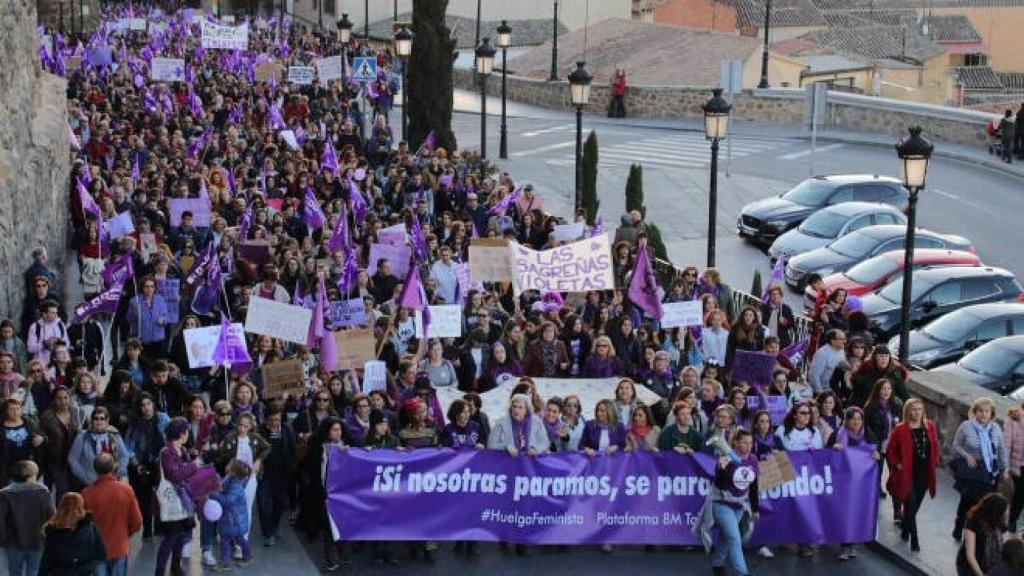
[828,406,881,560]
[482,341,522,392]
[344,394,373,446]
[864,378,904,523]
[583,336,621,378]
[156,417,198,576]
[440,399,484,450]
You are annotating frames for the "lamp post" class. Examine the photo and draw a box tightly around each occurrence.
[895,126,934,364]
[497,20,512,159]
[394,26,414,143]
[475,0,482,47]
[758,0,772,88]
[336,13,353,93]
[549,1,559,81]
[702,88,731,267]
[475,38,496,160]
[393,0,398,22]
[568,61,592,212]
[364,0,369,41]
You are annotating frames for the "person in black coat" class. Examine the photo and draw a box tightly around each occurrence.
[141,359,189,418]
[67,316,103,372]
[38,494,106,576]
[257,405,297,546]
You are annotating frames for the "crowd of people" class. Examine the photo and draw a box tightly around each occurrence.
[3,5,1024,576]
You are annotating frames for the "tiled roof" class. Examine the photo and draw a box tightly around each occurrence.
[367,13,568,50]
[954,66,1003,89]
[925,15,982,42]
[996,72,1024,90]
[815,0,1024,8]
[821,11,979,42]
[808,24,946,62]
[719,0,828,28]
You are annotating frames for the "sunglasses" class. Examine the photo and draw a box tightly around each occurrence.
[797,411,811,416]
[35,283,49,288]
[218,412,232,417]
[316,397,331,402]
[29,368,44,374]
[92,416,107,421]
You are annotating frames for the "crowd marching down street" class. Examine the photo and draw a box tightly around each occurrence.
[5,4,1024,576]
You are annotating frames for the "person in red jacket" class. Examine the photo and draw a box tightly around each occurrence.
[609,67,627,118]
[885,398,939,552]
[82,453,143,576]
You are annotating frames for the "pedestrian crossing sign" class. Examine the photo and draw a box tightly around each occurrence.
[353,57,377,82]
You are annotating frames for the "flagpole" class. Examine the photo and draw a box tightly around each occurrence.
[132,276,143,340]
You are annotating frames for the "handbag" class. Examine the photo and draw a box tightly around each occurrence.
[156,475,190,522]
[187,465,222,502]
[949,455,995,485]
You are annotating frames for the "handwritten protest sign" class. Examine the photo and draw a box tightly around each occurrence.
[553,222,585,243]
[140,233,158,260]
[168,198,212,227]
[255,60,282,82]
[201,20,250,50]
[104,211,135,240]
[362,361,388,393]
[158,278,180,325]
[757,451,796,491]
[279,129,300,150]
[732,350,777,389]
[334,329,376,370]
[238,241,272,266]
[511,235,613,294]
[661,301,704,328]
[367,243,410,277]
[261,358,305,399]
[328,298,367,329]
[245,297,313,345]
[287,66,315,85]
[376,224,407,246]
[151,57,185,81]
[469,238,512,283]
[414,305,462,338]
[315,55,343,82]
[183,323,246,368]
[746,395,789,425]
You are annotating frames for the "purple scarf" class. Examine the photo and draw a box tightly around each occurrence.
[512,414,531,451]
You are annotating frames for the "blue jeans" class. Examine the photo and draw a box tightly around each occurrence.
[711,502,749,576]
[6,548,43,576]
[94,557,128,576]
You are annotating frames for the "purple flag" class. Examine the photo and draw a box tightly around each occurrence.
[185,242,215,286]
[337,249,359,296]
[349,179,367,223]
[470,220,479,239]
[327,209,348,253]
[590,216,603,238]
[782,337,810,362]
[321,137,339,175]
[73,276,127,323]
[77,181,102,220]
[191,254,222,316]
[763,257,786,303]
[101,252,134,288]
[410,217,428,263]
[488,186,523,216]
[268,104,285,130]
[238,206,253,240]
[131,155,141,181]
[423,129,436,150]
[229,104,243,125]
[212,312,252,367]
[307,276,326,348]
[226,167,237,194]
[397,264,426,311]
[303,186,326,230]
[627,245,663,319]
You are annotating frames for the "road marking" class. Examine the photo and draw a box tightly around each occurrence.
[510,141,575,157]
[932,188,1003,219]
[778,143,845,160]
[520,123,575,137]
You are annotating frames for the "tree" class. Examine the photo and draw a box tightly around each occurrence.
[407,0,458,152]
[751,269,763,300]
[625,164,645,218]
[581,130,599,224]
[645,222,671,285]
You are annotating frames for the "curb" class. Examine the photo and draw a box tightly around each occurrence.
[865,540,930,576]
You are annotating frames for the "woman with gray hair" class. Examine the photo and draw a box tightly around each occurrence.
[952,397,1010,541]
[488,394,551,457]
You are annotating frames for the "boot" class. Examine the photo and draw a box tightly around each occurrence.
[712,566,726,576]
[170,553,185,576]
[911,531,920,552]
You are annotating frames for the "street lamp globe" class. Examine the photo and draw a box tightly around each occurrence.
[475,37,497,76]
[568,61,592,106]
[702,88,731,140]
[496,20,512,49]
[394,26,414,59]
[895,126,933,190]
[336,13,353,44]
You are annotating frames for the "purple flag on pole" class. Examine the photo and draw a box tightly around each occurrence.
[349,179,367,223]
[321,137,339,174]
[185,242,215,286]
[589,216,603,238]
[101,252,134,288]
[226,167,237,194]
[423,129,436,150]
[397,264,425,311]
[782,337,810,362]
[307,276,326,348]
[73,276,127,323]
[303,186,326,230]
[762,257,786,302]
[337,249,359,297]
[488,187,523,216]
[410,217,428,263]
[317,277,339,371]
[627,246,664,319]
[238,206,253,240]
[131,155,141,181]
[327,209,348,253]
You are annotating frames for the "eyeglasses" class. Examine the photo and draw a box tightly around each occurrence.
[35,283,48,288]
[316,397,331,403]
[92,416,107,421]
[29,368,44,374]
[217,412,232,417]
[797,411,811,416]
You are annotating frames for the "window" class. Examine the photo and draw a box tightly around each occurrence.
[1012,318,1024,335]
[923,281,961,306]
[872,238,904,255]
[852,186,881,203]
[962,278,999,300]
[827,187,854,204]
[873,213,901,225]
[972,320,1010,343]
[845,214,873,233]
[965,53,988,67]
[915,236,943,249]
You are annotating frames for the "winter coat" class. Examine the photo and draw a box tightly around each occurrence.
[577,421,627,452]
[885,421,939,502]
[488,415,551,454]
[67,428,130,486]
[216,432,271,476]
[211,477,250,538]
[39,514,107,576]
[0,480,54,550]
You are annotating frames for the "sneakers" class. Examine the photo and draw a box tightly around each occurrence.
[757,546,774,558]
[838,546,852,560]
[233,544,243,560]
[264,536,276,547]
[202,550,218,567]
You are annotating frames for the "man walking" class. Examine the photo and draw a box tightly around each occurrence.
[999,108,1016,164]
[0,460,55,576]
[83,454,143,576]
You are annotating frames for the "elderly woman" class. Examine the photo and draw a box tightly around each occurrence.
[583,335,620,378]
[524,322,569,378]
[952,397,1010,541]
[489,394,550,456]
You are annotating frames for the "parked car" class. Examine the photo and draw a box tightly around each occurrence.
[935,336,1024,396]
[768,202,907,263]
[803,249,982,305]
[888,303,1024,369]
[784,225,975,290]
[860,266,1022,340]
[737,174,909,246]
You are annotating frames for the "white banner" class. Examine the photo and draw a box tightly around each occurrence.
[376,223,407,246]
[201,20,250,50]
[104,211,135,240]
[150,57,185,81]
[661,300,705,328]
[287,66,315,85]
[511,235,614,294]
[244,296,313,345]
[553,221,585,243]
[183,323,246,368]
[128,18,147,30]
[414,305,463,338]
[315,56,343,82]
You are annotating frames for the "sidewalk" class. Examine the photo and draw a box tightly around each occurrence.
[871,467,959,576]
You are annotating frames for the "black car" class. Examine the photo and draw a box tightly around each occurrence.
[888,303,1024,369]
[737,174,908,245]
[860,266,1022,340]
[934,336,1024,396]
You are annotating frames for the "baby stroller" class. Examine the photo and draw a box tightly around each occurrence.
[987,120,1003,156]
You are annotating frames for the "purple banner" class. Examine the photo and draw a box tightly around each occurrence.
[326,448,878,545]
[731,350,777,389]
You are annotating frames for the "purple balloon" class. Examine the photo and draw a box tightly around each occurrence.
[846,295,863,311]
[134,73,144,88]
[202,498,222,522]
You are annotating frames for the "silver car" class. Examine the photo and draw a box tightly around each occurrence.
[768,202,907,263]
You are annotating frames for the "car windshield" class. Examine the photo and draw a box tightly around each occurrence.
[961,344,1019,379]
[920,310,981,343]
[878,276,934,303]
[781,179,835,207]
[798,209,848,239]
[845,256,900,284]
[828,231,878,259]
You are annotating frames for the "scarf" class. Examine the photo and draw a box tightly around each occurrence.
[837,424,865,448]
[540,341,558,376]
[753,432,776,457]
[512,414,531,451]
[631,425,652,438]
[973,418,995,473]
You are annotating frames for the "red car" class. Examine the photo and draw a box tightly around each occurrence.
[805,249,982,302]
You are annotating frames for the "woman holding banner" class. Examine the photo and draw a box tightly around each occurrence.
[777,401,823,558]
[827,406,880,560]
[886,398,939,552]
[696,429,759,576]
[578,399,627,457]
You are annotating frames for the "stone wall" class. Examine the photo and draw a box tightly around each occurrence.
[457,68,998,145]
[0,0,70,320]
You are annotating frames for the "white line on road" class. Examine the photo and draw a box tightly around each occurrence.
[520,123,575,137]
[932,188,1003,219]
[510,141,575,157]
[778,143,845,160]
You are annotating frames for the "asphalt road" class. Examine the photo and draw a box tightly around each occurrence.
[447,98,1024,311]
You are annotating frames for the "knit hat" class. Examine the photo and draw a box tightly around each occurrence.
[873,345,891,356]
[165,419,189,443]
[369,409,387,427]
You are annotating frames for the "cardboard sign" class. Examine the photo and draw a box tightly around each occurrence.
[104,211,135,240]
[376,224,407,246]
[183,323,246,368]
[261,358,306,399]
[732,350,778,390]
[661,300,705,328]
[328,298,368,329]
[367,243,410,277]
[238,241,272,266]
[414,305,462,338]
[315,55,343,82]
[511,235,613,294]
[255,60,282,82]
[757,451,796,492]
[201,20,250,50]
[168,198,212,227]
[158,278,181,325]
[469,238,512,283]
[244,296,313,345]
[287,66,315,85]
[362,360,388,393]
[553,222,585,243]
[334,328,376,370]
[151,57,186,81]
